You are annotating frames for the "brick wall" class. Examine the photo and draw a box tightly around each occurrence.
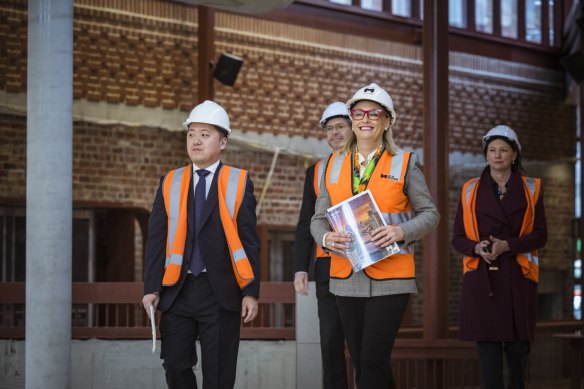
[0,0,578,322]
[0,115,307,224]
[0,115,26,199]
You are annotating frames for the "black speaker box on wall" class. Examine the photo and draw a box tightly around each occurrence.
[213,53,244,86]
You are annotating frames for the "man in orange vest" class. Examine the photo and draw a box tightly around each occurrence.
[293,102,352,389]
[142,100,260,389]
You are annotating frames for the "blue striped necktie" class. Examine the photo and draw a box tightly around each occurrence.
[189,169,210,276]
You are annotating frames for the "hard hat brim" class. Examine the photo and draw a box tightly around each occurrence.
[183,121,232,136]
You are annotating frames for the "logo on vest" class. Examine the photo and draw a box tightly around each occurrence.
[380,173,399,181]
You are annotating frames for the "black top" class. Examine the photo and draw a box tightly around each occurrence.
[293,163,330,282]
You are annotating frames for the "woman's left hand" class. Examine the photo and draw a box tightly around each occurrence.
[483,235,510,261]
[371,225,404,247]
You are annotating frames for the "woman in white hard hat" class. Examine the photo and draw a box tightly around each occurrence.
[452,125,547,389]
[311,83,440,388]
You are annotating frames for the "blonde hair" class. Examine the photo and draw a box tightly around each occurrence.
[340,114,399,156]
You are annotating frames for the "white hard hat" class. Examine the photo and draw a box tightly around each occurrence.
[320,102,351,128]
[482,125,521,152]
[182,100,232,136]
[346,83,397,126]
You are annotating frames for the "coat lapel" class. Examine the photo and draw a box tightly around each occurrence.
[474,168,528,240]
[500,172,528,218]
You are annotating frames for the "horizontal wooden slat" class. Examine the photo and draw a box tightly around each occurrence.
[241,328,295,340]
[72,327,153,339]
[0,326,297,340]
[0,283,25,303]
[256,282,295,303]
[393,338,477,359]
[0,282,295,304]
[72,282,144,303]
[0,282,296,340]
[0,328,23,338]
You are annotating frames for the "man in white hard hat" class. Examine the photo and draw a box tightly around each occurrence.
[142,100,260,389]
[293,101,352,389]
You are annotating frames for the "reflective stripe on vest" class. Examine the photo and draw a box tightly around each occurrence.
[327,152,345,185]
[313,159,328,258]
[217,165,255,288]
[325,149,415,280]
[516,177,540,282]
[461,176,540,282]
[161,165,255,288]
[161,166,190,285]
[313,159,326,197]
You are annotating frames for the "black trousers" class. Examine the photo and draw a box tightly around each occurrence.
[336,293,409,389]
[477,341,530,389]
[160,273,241,389]
[316,280,348,389]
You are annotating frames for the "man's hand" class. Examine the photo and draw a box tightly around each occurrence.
[294,272,309,295]
[142,293,160,316]
[241,296,259,323]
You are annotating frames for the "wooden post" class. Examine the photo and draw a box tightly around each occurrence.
[198,6,214,103]
[422,0,449,341]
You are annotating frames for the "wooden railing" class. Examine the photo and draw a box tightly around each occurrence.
[1,282,581,387]
[384,322,583,388]
[0,282,296,340]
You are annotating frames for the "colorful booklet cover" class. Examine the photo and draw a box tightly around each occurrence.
[326,189,400,272]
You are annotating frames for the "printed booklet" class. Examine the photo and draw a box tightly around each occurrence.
[326,189,400,272]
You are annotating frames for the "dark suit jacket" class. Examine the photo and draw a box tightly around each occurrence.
[144,162,261,312]
[292,162,331,282]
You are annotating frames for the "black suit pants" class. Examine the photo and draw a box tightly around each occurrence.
[316,280,348,389]
[477,341,530,389]
[336,293,409,389]
[160,273,241,389]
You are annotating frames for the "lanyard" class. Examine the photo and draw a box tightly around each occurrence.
[352,144,383,194]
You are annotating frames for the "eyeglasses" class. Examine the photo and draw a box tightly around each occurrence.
[350,109,385,121]
[325,124,350,132]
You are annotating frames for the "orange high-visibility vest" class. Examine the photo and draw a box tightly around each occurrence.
[161,164,255,288]
[313,159,328,259]
[461,176,541,283]
[325,150,415,280]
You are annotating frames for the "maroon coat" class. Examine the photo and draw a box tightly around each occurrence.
[452,167,547,341]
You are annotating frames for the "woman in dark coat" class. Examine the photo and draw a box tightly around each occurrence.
[452,125,547,389]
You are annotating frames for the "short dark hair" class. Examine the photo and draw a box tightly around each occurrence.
[214,125,229,138]
[323,115,351,128]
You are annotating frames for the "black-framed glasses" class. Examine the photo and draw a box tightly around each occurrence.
[350,108,385,120]
[325,123,350,132]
